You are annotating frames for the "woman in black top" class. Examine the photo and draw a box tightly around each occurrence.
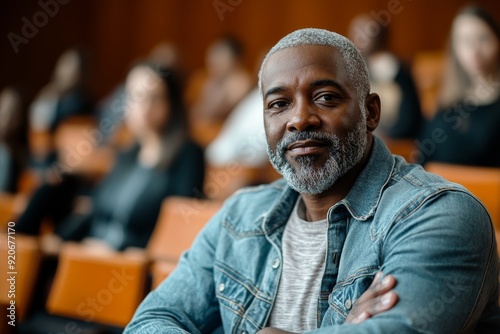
[18,62,205,250]
[0,87,29,193]
[418,5,500,167]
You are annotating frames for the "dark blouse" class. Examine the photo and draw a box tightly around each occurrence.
[0,144,17,193]
[419,97,500,167]
[54,139,205,250]
[0,143,27,193]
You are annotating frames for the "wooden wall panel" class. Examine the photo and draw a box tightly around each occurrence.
[1,0,499,101]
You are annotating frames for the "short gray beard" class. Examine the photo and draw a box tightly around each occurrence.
[267,120,368,194]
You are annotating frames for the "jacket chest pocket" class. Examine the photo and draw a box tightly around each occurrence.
[325,267,378,325]
[214,262,269,333]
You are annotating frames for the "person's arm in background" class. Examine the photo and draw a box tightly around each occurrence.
[176,140,206,198]
[389,64,423,139]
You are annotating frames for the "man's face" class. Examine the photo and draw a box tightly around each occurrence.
[261,45,369,194]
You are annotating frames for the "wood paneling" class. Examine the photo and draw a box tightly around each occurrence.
[1,0,499,101]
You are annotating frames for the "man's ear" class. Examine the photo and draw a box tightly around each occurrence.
[364,93,381,132]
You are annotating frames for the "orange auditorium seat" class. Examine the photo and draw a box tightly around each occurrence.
[383,138,418,163]
[0,235,41,323]
[53,116,115,180]
[45,197,222,327]
[412,50,445,119]
[46,243,148,328]
[147,197,222,286]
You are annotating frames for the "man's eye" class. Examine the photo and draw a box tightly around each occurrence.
[316,94,338,101]
[269,101,288,109]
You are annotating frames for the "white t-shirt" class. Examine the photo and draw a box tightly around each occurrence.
[205,88,268,168]
[267,197,328,332]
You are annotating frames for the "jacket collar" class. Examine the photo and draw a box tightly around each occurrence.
[338,136,395,221]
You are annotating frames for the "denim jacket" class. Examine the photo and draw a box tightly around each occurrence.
[125,137,500,334]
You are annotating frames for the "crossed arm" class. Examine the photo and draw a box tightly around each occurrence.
[257,272,399,334]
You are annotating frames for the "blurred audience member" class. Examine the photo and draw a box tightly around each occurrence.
[419,5,500,166]
[28,48,93,178]
[205,88,266,167]
[17,63,205,251]
[206,51,268,168]
[348,14,423,139]
[186,37,252,146]
[95,42,182,146]
[29,48,92,132]
[148,42,186,97]
[0,87,29,193]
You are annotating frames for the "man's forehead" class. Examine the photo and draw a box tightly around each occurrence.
[261,45,349,89]
[264,44,341,67]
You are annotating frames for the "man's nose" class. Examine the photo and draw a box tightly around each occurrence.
[286,101,321,132]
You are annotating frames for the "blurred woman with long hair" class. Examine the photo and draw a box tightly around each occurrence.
[419,5,500,166]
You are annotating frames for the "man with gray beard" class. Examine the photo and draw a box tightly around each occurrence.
[126,28,500,334]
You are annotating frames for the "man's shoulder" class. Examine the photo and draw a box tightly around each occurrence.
[381,156,488,222]
[390,157,470,196]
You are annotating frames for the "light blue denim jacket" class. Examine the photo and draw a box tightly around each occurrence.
[125,137,500,333]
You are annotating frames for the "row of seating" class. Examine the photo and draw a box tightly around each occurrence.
[0,196,222,330]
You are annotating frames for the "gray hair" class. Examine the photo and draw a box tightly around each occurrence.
[258,28,370,110]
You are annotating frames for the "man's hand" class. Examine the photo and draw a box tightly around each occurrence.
[345,272,399,324]
[256,272,397,333]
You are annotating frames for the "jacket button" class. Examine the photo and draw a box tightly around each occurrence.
[218,283,225,292]
[345,299,352,310]
[271,258,280,269]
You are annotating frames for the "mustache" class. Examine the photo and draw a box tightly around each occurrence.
[276,131,336,152]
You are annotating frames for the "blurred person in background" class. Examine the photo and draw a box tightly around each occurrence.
[205,87,266,167]
[0,87,29,193]
[17,62,205,251]
[348,14,423,139]
[205,50,269,169]
[95,42,183,146]
[186,36,253,146]
[419,5,500,166]
[28,48,93,173]
[29,48,92,133]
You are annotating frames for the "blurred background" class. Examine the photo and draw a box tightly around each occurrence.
[1,0,498,102]
[1,0,500,333]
